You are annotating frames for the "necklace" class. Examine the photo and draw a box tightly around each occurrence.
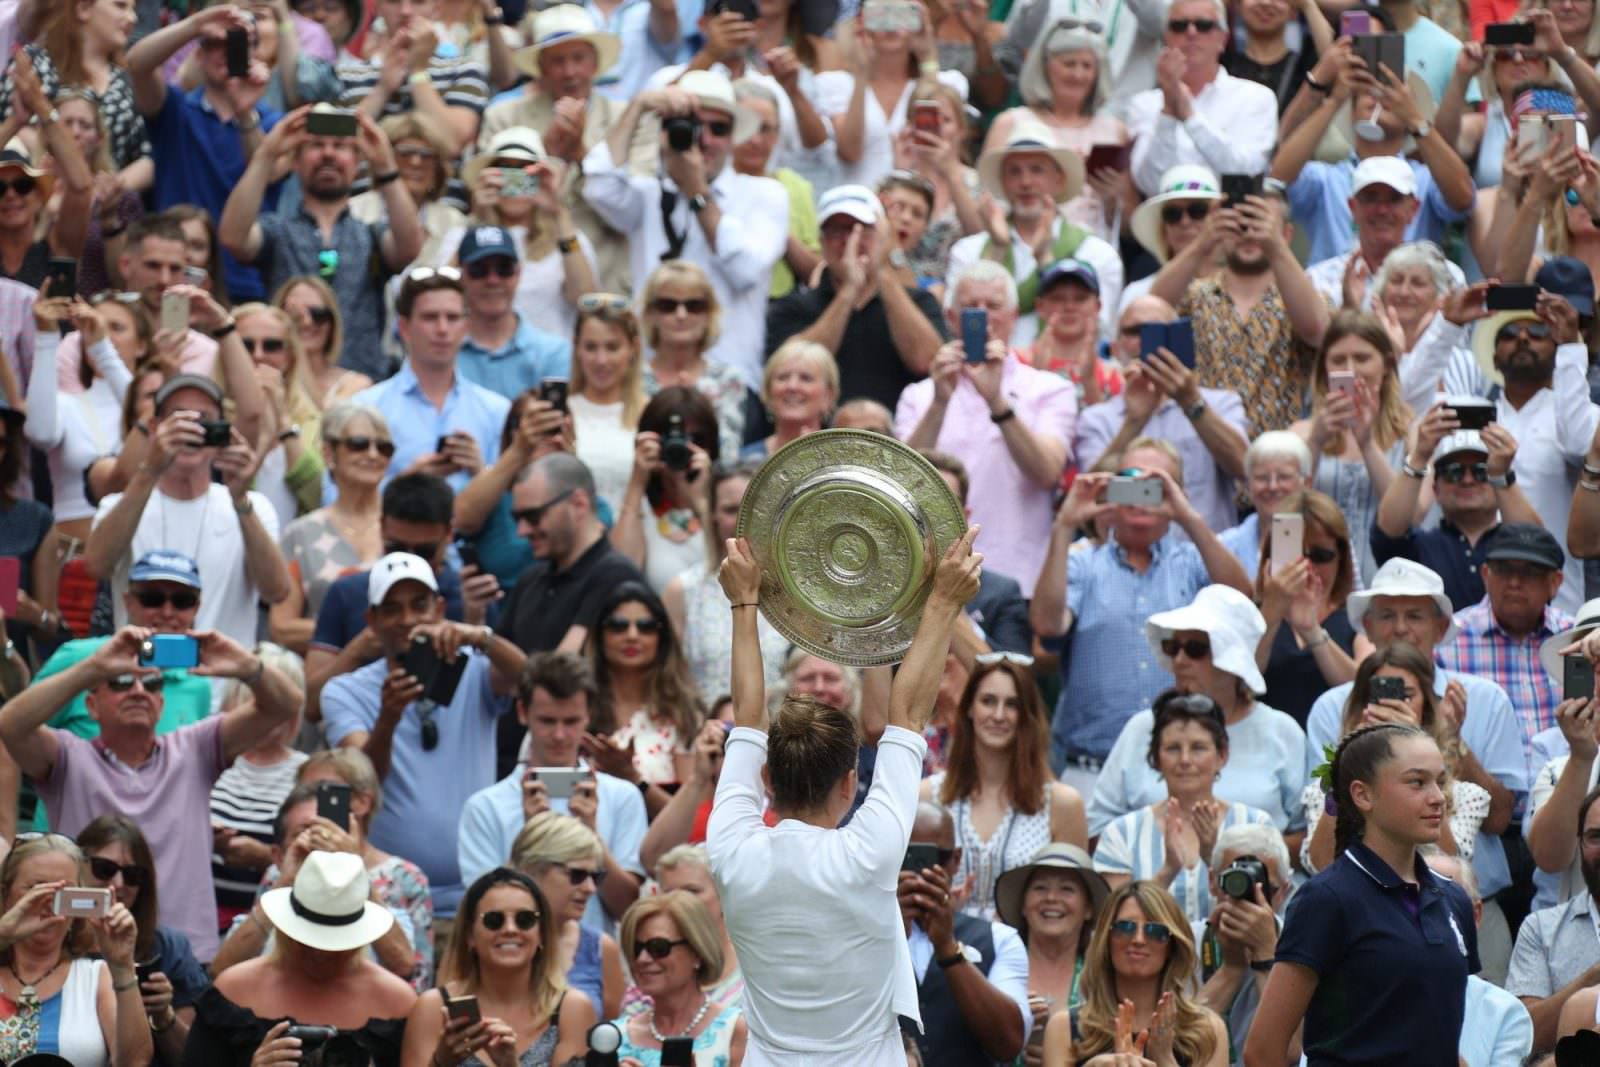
[6,958,63,1011]
[159,487,212,568]
[647,992,711,1042]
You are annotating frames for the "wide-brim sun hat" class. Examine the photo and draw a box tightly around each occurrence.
[514,3,621,80]
[462,126,547,188]
[675,69,761,144]
[994,842,1110,930]
[1471,309,1541,386]
[1144,584,1267,695]
[259,850,394,953]
[976,117,1084,205]
[1345,558,1457,642]
[0,140,52,201]
[1129,164,1222,262]
[1542,597,1600,685]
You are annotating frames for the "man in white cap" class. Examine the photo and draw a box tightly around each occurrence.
[1270,43,1472,267]
[582,68,787,390]
[321,552,527,932]
[766,183,946,410]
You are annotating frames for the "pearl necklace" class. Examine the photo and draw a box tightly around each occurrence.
[646,992,711,1043]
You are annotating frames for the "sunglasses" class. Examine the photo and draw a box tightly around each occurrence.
[1161,202,1211,225]
[87,856,147,887]
[133,589,200,611]
[480,908,540,931]
[394,145,438,161]
[90,291,142,307]
[243,337,286,355]
[1497,321,1551,343]
[1161,638,1212,660]
[651,297,710,316]
[333,435,397,458]
[975,651,1034,667]
[0,177,37,198]
[1437,461,1488,484]
[421,705,438,751]
[1167,17,1218,31]
[603,616,662,635]
[512,489,575,527]
[1305,546,1339,565]
[466,259,517,280]
[304,306,335,324]
[883,168,937,197]
[1110,919,1172,943]
[317,249,339,278]
[555,862,606,886]
[577,292,631,313]
[635,937,689,960]
[383,538,440,559]
[703,120,733,138]
[406,266,462,284]
[106,673,165,694]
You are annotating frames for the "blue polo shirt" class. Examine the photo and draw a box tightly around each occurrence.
[147,87,281,301]
[1277,841,1478,1066]
[308,564,465,653]
[457,314,571,402]
[352,360,511,493]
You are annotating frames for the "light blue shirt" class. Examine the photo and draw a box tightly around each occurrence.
[352,359,511,493]
[323,652,508,916]
[1286,155,1472,265]
[587,0,695,103]
[1459,975,1533,1067]
[1093,801,1275,922]
[1219,514,1261,582]
[457,761,648,934]
[1087,703,1309,837]
[1304,668,1529,897]
[458,313,572,402]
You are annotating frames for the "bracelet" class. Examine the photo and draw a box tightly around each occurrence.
[732,602,759,609]
[134,421,150,436]
[1305,70,1332,93]
[409,70,432,87]
[557,235,580,254]
[1301,627,1329,650]
[241,657,265,687]
[1584,462,1600,478]
[1250,959,1275,973]
[373,170,401,186]
[112,974,139,993]
[990,407,1017,425]
[1582,479,1600,493]
[150,1008,178,1033]
[236,110,260,132]
[1184,398,1207,421]
[210,320,238,341]
[919,60,940,75]
[1400,459,1427,479]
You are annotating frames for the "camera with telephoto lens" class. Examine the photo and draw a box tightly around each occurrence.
[1217,854,1271,902]
[660,415,692,472]
[663,115,701,152]
[285,1024,371,1067]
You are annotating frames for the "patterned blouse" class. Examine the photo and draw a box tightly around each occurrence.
[0,46,151,170]
[1178,277,1319,438]
[279,508,376,619]
[927,772,1054,922]
[642,360,748,467]
[613,707,687,787]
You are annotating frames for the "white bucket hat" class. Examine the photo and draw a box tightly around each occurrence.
[514,4,621,80]
[462,126,547,188]
[1129,164,1222,262]
[1144,585,1267,695]
[1542,598,1600,685]
[259,851,395,953]
[1345,558,1457,642]
[675,70,761,144]
[976,116,1084,204]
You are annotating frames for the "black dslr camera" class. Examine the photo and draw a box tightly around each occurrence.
[661,414,693,472]
[286,1024,372,1067]
[1217,854,1272,902]
[663,115,701,152]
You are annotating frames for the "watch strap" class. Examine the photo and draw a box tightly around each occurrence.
[1488,469,1515,488]
[936,944,967,969]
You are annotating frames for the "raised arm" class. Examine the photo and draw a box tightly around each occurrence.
[890,527,982,733]
[719,537,769,733]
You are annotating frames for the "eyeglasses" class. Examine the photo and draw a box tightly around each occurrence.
[333,435,397,458]
[1437,461,1489,484]
[317,249,339,279]
[466,259,517,280]
[1497,321,1551,343]
[554,862,607,886]
[1161,202,1211,225]
[243,337,286,355]
[133,589,200,611]
[651,297,711,316]
[577,292,631,313]
[1110,919,1172,943]
[383,538,440,559]
[480,908,540,931]
[1161,637,1212,660]
[602,616,662,635]
[703,120,733,138]
[635,937,689,960]
[975,651,1034,667]
[0,177,37,198]
[1167,17,1218,32]
[105,673,166,694]
[512,489,575,527]
[87,856,147,887]
[394,145,438,161]
[1305,546,1339,565]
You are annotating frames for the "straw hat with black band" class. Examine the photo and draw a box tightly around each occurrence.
[259,850,394,953]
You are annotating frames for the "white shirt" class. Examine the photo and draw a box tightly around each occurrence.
[94,483,280,649]
[1492,334,1598,616]
[944,219,1123,343]
[25,333,130,523]
[907,920,1033,1043]
[568,394,635,516]
[1305,250,1466,322]
[1459,975,1534,1067]
[814,69,971,190]
[708,725,926,1064]
[1127,68,1278,195]
[580,142,789,390]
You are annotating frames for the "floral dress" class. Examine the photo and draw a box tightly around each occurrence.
[613,999,743,1067]
[613,708,686,787]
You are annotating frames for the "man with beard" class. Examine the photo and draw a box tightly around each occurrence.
[219,103,424,381]
[1508,783,1600,1053]
[1148,186,1329,437]
[1471,281,1599,616]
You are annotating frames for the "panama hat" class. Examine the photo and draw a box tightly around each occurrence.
[976,117,1084,204]
[1470,309,1542,387]
[1346,558,1457,642]
[675,69,761,144]
[1129,164,1222,262]
[1543,598,1600,686]
[462,126,547,188]
[0,139,51,200]
[993,842,1110,931]
[514,4,621,80]
[259,851,395,953]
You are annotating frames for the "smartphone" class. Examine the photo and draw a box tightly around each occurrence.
[182,265,209,287]
[960,307,988,364]
[304,107,358,138]
[1220,173,1261,206]
[455,539,480,572]
[1444,396,1495,429]
[1162,318,1196,368]
[400,633,442,691]
[225,26,250,78]
[1353,32,1404,78]
[315,781,352,830]
[1485,283,1540,311]
[53,887,111,919]
[1085,142,1130,174]
[901,842,942,872]
[161,290,189,334]
[1518,114,1548,159]
[1370,674,1409,702]
[497,166,540,199]
[1328,369,1359,406]
[532,767,588,799]
[1106,476,1163,507]
[660,1037,695,1067]
[1339,9,1371,35]
[436,433,456,455]
[711,0,758,16]
[911,99,941,135]
[45,257,76,298]
[1566,655,1597,701]
[1548,113,1579,154]
[134,957,159,985]
[0,556,18,617]
[1270,512,1304,575]
[284,1024,337,1044]
[445,994,482,1025]
[539,377,569,415]
[138,634,199,669]
[863,0,920,32]
[199,419,233,447]
[1484,20,1535,45]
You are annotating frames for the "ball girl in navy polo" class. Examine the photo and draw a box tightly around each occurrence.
[1243,723,1478,1067]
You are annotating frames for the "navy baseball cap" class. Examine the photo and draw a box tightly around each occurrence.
[129,550,201,589]
[1039,258,1100,296]
[1485,523,1565,572]
[1535,256,1594,318]
[459,225,520,265]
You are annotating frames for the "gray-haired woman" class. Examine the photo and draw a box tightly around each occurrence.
[1371,241,1490,409]
[1218,432,1314,580]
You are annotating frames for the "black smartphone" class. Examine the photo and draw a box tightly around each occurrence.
[539,377,569,415]
[436,434,452,454]
[1353,32,1404,77]
[1484,20,1535,45]
[711,0,757,16]
[225,26,250,78]
[1446,399,1495,430]
[134,957,159,985]
[1085,142,1130,174]
[315,781,352,830]
[901,843,942,872]
[45,257,76,298]
[199,419,232,447]
[446,994,482,1025]
[1485,284,1540,311]
[1370,675,1408,702]
[401,632,468,706]
[304,107,358,138]
[1220,173,1262,206]
[660,1036,695,1067]
[455,539,480,571]
[1566,656,1596,702]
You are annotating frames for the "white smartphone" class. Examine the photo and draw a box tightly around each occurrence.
[1519,114,1548,159]
[1328,369,1359,407]
[531,767,589,799]
[1271,512,1305,575]
[160,290,189,334]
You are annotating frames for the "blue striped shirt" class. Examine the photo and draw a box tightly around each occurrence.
[1093,801,1275,922]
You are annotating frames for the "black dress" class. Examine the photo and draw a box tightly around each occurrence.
[1261,609,1358,728]
[180,985,406,1066]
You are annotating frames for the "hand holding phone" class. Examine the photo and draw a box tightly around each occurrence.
[1270,512,1304,576]
[315,781,353,830]
[959,308,988,364]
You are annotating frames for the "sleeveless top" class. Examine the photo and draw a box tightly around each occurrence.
[0,957,107,1065]
[614,999,742,1067]
[680,560,789,702]
[1311,439,1405,587]
[927,771,1052,921]
[462,992,564,1067]
[566,926,604,1018]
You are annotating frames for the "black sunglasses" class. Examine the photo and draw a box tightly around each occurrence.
[636,937,689,960]
[512,489,575,527]
[305,306,335,324]
[134,589,200,611]
[383,538,440,560]
[1161,637,1212,660]
[651,297,710,315]
[87,856,148,887]
[243,337,286,355]
[0,177,37,197]
[1305,546,1339,565]
[1161,202,1210,225]
[603,616,662,635]
[421,705,438,751]
[1497,321,1551,343]
[466,259,517,280]
[1110,919,1172,942]
[1167,17,1218,31]
[1437,461,1489,484]
[333,435,397,458]
[106,673,165,694]
[556,861,606,886]
[480,908,539,931]
[704,120,733,137]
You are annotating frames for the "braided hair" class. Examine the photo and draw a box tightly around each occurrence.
[1331,722,1431,856]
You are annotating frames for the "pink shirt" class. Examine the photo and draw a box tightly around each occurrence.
[894,353,1077,597]
[38,716,227,961]
[56,329,218,394]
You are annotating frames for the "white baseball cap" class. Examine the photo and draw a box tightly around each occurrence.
[1351,155,1418,198]
[818,184,884,226]
[367,552,439,606]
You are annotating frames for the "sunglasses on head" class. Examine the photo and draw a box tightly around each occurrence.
[1497,321,1551,343]
[1437,461,1488,484]
[87,856,147,887]
[0,177,37,198]
[106,673,165,694]
[636,937,688,960]
[1305,546,1339,565]
[383,538,439,559]
[652,297,710,316]
[90,291,142,307]
[466,259,517,280]
[479,908,539,931]
[1161,202,1211,225]
[406,266,461,284]
[512,489,575,527]
[1161,637,1212,659]
[1167,17,1218,31]
[884,168,937,197]
[578,292,631,313]
[975,651,1034,667]
[556,861,606,886]
[134,589,200,611]
[334,435,396,458]
[603,616,662,635]
[1110,919,1172,942]
[243,337,286,355]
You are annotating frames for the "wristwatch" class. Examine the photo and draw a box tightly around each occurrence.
[1408,118,1432,140]
[1488,469,1517,488]
[889,248,909,269]
[688,193,710,214]
[936,944,968,969]
[278,424,301,442]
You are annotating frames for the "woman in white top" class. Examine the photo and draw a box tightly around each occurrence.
[0,832,152,1066]
[919,657,1087,920]
[614,387,719,594]
[1370,242,1489,406]
[567,293,645,517]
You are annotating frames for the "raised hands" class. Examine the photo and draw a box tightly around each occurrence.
[930,525,982,608]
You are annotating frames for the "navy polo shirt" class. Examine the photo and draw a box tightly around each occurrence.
[308,564,465,652]
[1369,516,1497,612]
[1276,841,1478,1066]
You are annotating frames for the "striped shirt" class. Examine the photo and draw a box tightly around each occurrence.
[336,55,490,118]
[209,750,309,915]
[1093,800,1275,922]
[1436,599,1572,754]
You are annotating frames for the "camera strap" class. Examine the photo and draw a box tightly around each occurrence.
[659,188,690,262]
